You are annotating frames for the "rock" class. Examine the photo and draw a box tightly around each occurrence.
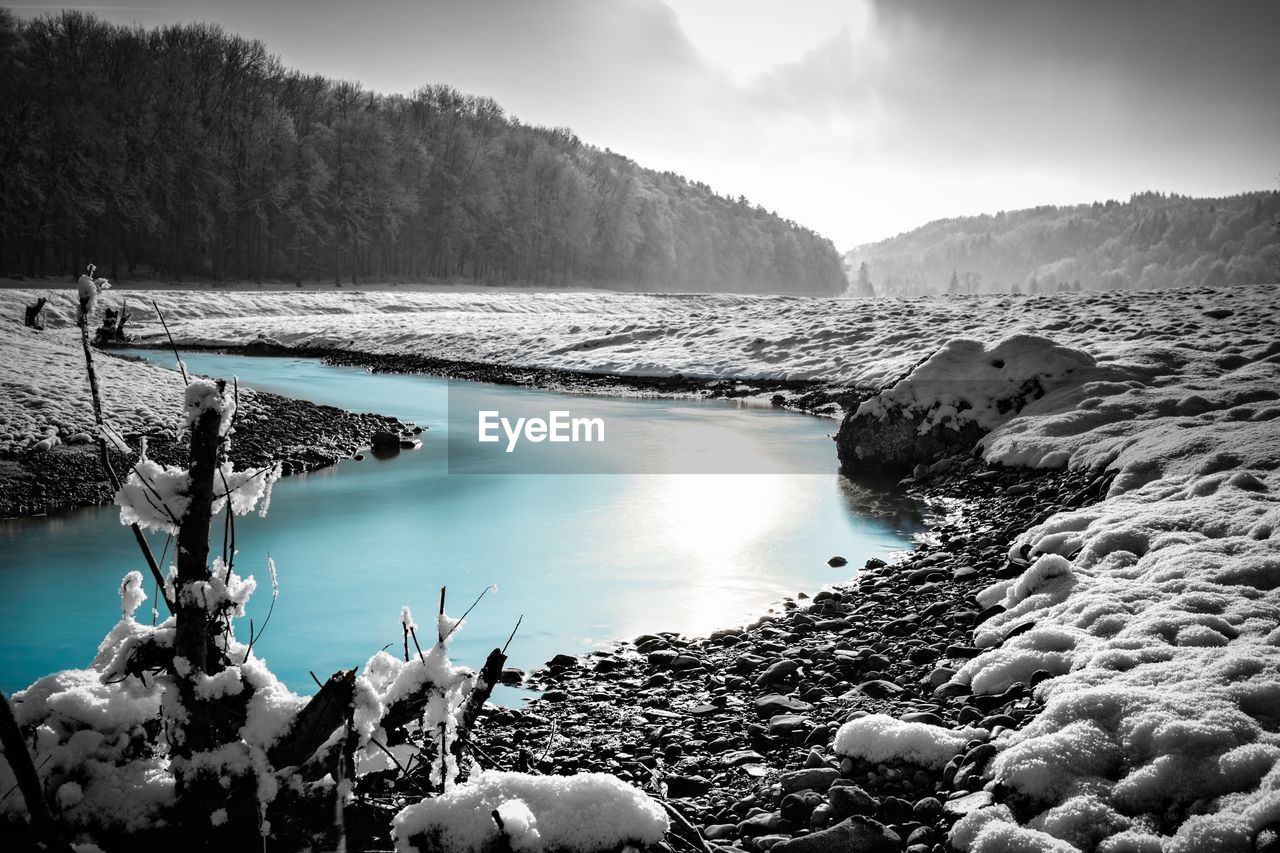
[771,816,900,853]
[755,694,814,716]
[647,649,678,667]
[780,767,840,794]
[721,749,767,768]
[835,337,1092,473]
[665,774,711,797]
[780,790,825,824]
[912,797,943,823]
[827,783,879,819]
[66,432,92,445]
[371,430,402,452]
[704,824,737,841]
[943,790,994,818]
[827,556,848,567]
[670,654,703,671]
[755,659,801,687]
[768,714,812,736]
[854,679,905,699]
[737,811,785,838]
[547,653,578,669]
[878,796,913,824]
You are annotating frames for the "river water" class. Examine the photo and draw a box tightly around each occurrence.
[0,351,924,695]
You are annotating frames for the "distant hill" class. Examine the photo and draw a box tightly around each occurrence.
[0,10,845,295]
[844,191,1280,296]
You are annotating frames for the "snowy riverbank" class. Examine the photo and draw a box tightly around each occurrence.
[2,282,1278,851]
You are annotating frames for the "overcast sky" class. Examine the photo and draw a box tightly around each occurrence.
[11,0,1280,249]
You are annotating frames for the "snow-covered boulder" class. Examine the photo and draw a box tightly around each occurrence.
[836,335,1096,473]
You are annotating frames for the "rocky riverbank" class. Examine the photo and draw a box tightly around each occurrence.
[451,459,1114,853]
[111,341,857,416]
[0,383,414,519]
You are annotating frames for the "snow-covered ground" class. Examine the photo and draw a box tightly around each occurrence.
[0,295,187,455]
[3,282,1279,850]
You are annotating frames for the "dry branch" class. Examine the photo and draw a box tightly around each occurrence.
[79,323,174,615]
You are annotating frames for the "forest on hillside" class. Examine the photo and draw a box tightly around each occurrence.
[845,191,1280,296]
[0,11,845,294]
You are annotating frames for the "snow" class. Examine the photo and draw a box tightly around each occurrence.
[113,458,281,534]
[0,569,304,836]
[4,281,1280,847]
[182,376,235,432]
[833,713,987,768]
[853,335,1096,433]
[391,770,668,853]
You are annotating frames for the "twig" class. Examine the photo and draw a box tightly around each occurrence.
[659,799,713,853]
[537,718,558,766]
[440,585,497,643]
[439,721,448,794]
[437,586,447,643]
[408,626,426,664]
[79,322,174,614]
[453,731,507,772]
[152,300,189,385]
[502,616,523,655]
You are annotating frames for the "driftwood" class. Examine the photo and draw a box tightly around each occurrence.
[0,692,74,853]
[268,669,357,769]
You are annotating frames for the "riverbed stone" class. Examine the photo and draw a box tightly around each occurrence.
[755,694,813,716]
[780,767,840,794]
[756,659,801,686]
[771,816,900,853]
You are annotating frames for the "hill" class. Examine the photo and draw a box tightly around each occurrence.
[0,10,845,295]
[845,190,1280,296]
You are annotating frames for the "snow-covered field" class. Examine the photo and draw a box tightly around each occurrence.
[0,295,187,455]
[3,282,1279,850]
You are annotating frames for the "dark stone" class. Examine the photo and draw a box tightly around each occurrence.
[879,796,914,824]
[371,430,401,452]
[771,816,900,853]
[780,791,825,824]
[912,797,943,823]
[827,784,879,819]
[756,659,802,687]
[665,774,711,797]
[856,679,905,699]
[827,556,848,567]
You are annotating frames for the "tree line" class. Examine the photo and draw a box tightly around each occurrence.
[0,10,846,294]
[845,190,1280,296]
